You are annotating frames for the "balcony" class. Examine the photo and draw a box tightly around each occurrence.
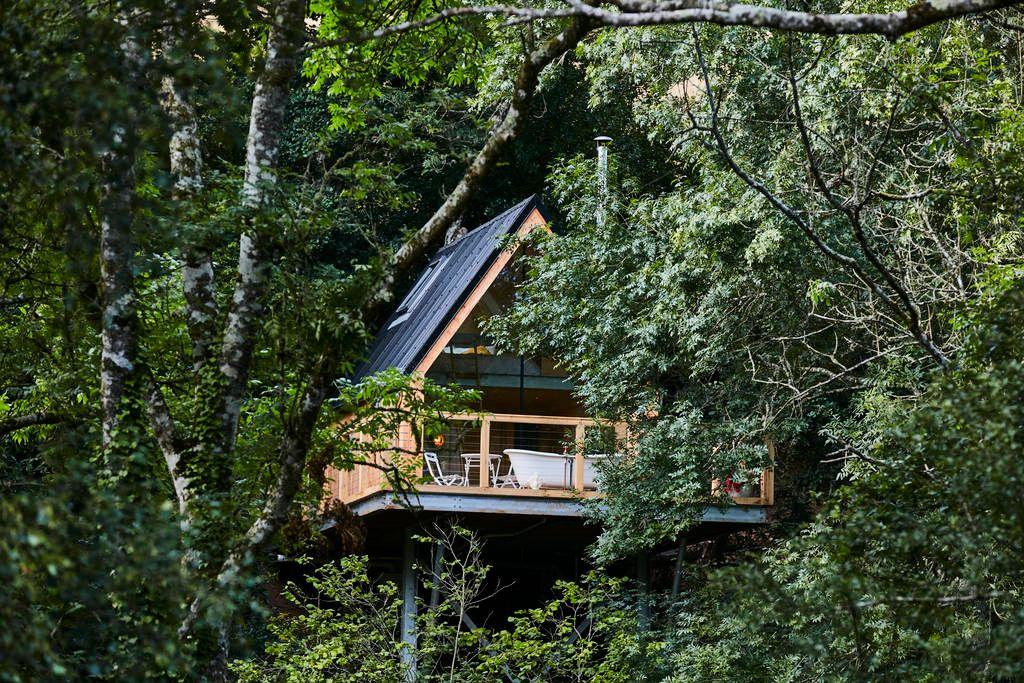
[419,412,625,495]
[326,412,775,512]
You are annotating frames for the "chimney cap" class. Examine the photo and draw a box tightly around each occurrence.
[594,135,613,144]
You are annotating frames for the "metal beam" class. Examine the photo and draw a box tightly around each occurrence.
[351,490,589,517]
[699,505,768,524]
[346,491,769,524]
[429,373,572,391]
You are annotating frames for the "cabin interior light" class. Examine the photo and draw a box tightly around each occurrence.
[433,433,445,448]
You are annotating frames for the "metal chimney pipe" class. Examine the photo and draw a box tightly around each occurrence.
[595,135,612,226]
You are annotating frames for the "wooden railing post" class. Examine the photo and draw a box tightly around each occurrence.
[398,421,416,491]
[762,438,776,505]
[479,416,491,488]
[356,452,363,494]
[614,421,627,444]
[574,422,586,491]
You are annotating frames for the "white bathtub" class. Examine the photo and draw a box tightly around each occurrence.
[503,449,570,489]
[504,450,612,489]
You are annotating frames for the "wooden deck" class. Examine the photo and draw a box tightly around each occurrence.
[325,411,775,517]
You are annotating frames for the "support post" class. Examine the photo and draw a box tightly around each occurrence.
[763,438,776,505]
[478,417,491,488]
[429,541,443,608]
[400,528,418,681]
[574,422,586,491]
[671,538,687,597]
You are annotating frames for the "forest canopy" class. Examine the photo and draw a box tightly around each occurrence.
[2,0,1023,680]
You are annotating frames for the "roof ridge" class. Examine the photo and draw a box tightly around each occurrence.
[438,194,537,253]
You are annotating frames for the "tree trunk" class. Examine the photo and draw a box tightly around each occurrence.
[98,28,146,447]
[177,0,310,659]
[161,39,218,373]
[219,0,306,454]
[180,357,335,641]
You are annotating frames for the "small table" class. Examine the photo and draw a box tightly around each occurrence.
[461,453,502,486]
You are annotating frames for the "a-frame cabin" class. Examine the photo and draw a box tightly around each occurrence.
[323,197,772,630]
[326,195,772,519]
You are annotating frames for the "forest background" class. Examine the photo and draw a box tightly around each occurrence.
[2,0,1024,679]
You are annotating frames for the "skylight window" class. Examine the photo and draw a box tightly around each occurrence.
[387,256,447,329]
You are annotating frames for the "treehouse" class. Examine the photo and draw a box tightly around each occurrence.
[325,195,773,525]
[321,196,774,655]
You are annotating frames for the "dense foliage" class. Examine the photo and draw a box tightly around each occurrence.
[491,14,1024,680]
[232,530,657,682]
[3,0,1024,680]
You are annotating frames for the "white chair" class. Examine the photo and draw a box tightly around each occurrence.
[424,452,466,486]
[493,457,521,488]
[461,453,502,486]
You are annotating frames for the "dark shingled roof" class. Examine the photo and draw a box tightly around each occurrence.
[354,195,547,380]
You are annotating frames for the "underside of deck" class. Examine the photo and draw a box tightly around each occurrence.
[327,484,771,635]
[343,486,769,524]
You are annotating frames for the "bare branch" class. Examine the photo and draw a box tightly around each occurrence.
[324,0,1022,46]
[558,0,1019,38]
[844,99,950,367]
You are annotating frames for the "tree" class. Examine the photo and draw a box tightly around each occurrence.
[2,0,593,674]
[231,527,657,682]
[489,8,1024,677]
[4,0,1024,677]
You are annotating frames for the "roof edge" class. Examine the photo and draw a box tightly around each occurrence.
[407,196,549,371]
[351,195,550,382]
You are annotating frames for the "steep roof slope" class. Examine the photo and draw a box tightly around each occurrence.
[354,195,547,380]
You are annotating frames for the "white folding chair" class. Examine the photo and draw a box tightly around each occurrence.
[493,456,521,488]
[424,452,466,486]
[461,453,510,487]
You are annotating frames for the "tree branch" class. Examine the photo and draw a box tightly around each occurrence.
[361,18,590,319]
[689,28,949,372]
[556,0,1019,38]
[786,48,949,367]
[144,380,190,514]
[0,412,64,439]
[317,0,1021,46]
[180,355,336,638]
